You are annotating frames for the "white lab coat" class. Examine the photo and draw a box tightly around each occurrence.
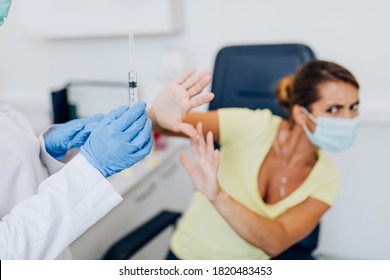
[0,101,123,259]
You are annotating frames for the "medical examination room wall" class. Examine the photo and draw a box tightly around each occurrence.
[0,0,389,259]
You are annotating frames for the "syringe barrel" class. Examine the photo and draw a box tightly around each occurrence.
[128,71,138,105]
[128,71,137,87]
[128,87,138,105]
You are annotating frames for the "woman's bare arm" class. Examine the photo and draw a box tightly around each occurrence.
[212,192,328,257]
[149,111,220,141]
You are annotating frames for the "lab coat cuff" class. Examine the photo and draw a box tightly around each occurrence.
[39,125,65,175]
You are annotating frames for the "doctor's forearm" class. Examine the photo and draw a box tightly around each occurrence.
[0,154,122,259]
[211,190,290,257]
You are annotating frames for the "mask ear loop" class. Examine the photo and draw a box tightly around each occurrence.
[300,106,317,124]
[300,106,318,137]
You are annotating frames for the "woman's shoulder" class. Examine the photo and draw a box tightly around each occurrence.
[217,108,281,146]
[218,107,281,127]
[309,151,341,206]
[315,151,341,181]
[218,108,280,144]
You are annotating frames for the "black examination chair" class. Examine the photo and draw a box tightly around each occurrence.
[103,43,318,260]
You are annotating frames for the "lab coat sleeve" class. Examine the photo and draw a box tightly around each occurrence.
[0,153,123,260]
[39,126,65,175]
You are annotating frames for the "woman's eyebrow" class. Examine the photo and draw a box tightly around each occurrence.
[326,104,344,109]
[326,99,360,109]
[349,100,360,108]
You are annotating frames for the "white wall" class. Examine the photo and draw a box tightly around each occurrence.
[1,0,390,259]
[317,122,390,259]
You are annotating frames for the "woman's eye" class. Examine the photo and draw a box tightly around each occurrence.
[351,103,359,111]
[326,106,338,114]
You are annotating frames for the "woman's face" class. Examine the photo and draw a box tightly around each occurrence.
[310,80,360,119]
[293,80,360,133]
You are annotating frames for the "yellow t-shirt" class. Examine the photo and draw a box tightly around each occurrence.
[170,108,340,259]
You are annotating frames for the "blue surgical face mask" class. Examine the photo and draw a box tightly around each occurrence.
[0,0,12,27]
[300,107,360,153]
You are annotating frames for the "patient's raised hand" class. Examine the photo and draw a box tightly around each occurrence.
[150,68,214,138]
[179,122,220,201]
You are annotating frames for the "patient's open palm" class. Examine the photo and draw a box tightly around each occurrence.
[151,69,214,138]
[180,123,220,201]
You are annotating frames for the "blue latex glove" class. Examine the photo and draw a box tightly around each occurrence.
[80,102,153,178]
[45,114,105,160]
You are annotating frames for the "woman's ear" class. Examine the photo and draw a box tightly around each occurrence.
[291,105,307,126]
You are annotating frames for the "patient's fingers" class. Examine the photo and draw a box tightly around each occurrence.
[190,136,200,164]
[193,123,205,163]
[179,153,194,176]
[177,122,198,138]
[182,70,211,90]
[190,93,215,109]
[188,73,211,97]
[196,123,206,150]
[206,131,214,161]
[213,149,219,167]
[174,68,196,84]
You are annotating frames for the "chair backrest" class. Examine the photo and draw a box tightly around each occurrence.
[209,43,319,258]
[209,44,316,119]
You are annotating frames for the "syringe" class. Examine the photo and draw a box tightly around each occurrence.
[128,32,138,105]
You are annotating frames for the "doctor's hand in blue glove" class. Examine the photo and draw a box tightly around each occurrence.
[45,114,105,160]
[80,102,153,178]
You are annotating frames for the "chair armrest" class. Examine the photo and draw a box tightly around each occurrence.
[102,210,181,260]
